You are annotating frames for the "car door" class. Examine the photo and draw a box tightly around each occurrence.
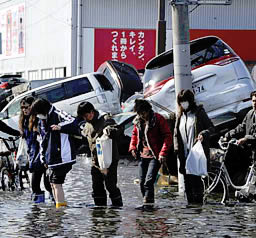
[92,73,121,115]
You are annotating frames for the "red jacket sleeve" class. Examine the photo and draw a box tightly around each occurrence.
[129,124,138,152]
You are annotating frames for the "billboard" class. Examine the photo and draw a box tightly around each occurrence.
[94,28,156,71]
[0,3,25,60]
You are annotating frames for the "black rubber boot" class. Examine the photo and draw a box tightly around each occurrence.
[94,197,107,206]
[111,196,123,207]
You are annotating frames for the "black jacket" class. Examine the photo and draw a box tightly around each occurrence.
[81,110,123,166]
[174,105,215,174]
[0,120,20,136]
[40,106,76,169]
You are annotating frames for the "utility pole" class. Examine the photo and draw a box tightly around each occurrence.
[77,0,83,75]
[71,0,78,76]
[156,0,166,55]
[169,0,232,194]
[171,0,192,96]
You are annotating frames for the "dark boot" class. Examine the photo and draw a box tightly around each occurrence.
[32,192,45,204]
[193,193,203,205]
[143,196,154,210]
[111,196,123,207]
[186,192,194,205]
[94,197,107,206]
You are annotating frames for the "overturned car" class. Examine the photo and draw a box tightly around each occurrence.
[142,36,255,135]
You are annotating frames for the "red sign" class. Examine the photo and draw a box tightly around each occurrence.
[94,28,156,71]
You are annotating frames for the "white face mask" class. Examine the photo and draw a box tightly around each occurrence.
[37,114,47,119]
[181,101,189,110]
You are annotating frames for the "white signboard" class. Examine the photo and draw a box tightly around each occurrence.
[0,2,25,60]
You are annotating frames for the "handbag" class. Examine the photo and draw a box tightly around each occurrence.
[16,138,29,170]
[96,134,112,173]
[185,140,208,176]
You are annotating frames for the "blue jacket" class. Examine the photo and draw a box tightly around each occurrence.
[23,117,43,172]
[39,106,77,169]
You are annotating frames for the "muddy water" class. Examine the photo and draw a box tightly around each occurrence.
[1,156,256,237]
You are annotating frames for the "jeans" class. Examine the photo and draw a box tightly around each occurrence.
[138,157,161,203]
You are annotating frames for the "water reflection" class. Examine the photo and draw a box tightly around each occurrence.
[88,207,121,237]
[21,206,66,237]
[2,158,256,237]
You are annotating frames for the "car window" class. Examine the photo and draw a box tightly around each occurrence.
[190,39,227,68]
[36,85,66,103]
[65,77,93,98]
[94,74,113,91]
[6,98,22,118]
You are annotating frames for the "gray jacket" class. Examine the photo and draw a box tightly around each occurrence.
[225,109,256,144]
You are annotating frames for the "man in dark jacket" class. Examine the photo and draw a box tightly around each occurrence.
[129,99,171,208]
[223,91,256,184]
[0,120,20,136]
[78,101,123,207]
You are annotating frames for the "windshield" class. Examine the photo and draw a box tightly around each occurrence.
[3,98,22,118]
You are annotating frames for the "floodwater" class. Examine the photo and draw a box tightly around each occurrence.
[1,156,256,238]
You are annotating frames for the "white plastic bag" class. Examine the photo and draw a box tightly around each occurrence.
[185,140,208,176]
[0,139,9,154]
[16,138,29,168]
[96,134,112,172]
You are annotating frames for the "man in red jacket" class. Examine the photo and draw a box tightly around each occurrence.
[129,99,172,209]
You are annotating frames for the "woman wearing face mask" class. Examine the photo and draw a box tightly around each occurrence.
[173,89,215,205]
[19,96,52,203]
[30,98,76,208]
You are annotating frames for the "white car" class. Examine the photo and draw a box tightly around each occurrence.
[0,72,121,138]
[143,36,256,124]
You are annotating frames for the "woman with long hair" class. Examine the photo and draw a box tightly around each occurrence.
[174,89,215,205]
[19,96,52,203]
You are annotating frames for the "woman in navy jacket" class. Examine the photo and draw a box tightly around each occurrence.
[19,96,52,203]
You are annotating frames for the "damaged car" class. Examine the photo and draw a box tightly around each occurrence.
[143,36,256,132]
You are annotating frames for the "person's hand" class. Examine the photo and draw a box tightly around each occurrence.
[197,134,203,142]
[159,156,167,164]
[131,150,137,159]
[220,136,228,142]
[103,126,111,136]
[237,137,246,145]
[51,125,61,131]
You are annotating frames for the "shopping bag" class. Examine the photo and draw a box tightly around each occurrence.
[185,140,208,176]
[96,134,112,172]
[16,138,29,169]
[0,139,9,154]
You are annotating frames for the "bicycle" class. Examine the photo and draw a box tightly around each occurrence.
[0,136,30,191]
[203,138,256,205]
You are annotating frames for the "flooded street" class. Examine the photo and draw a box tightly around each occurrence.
[1,156,256,237]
